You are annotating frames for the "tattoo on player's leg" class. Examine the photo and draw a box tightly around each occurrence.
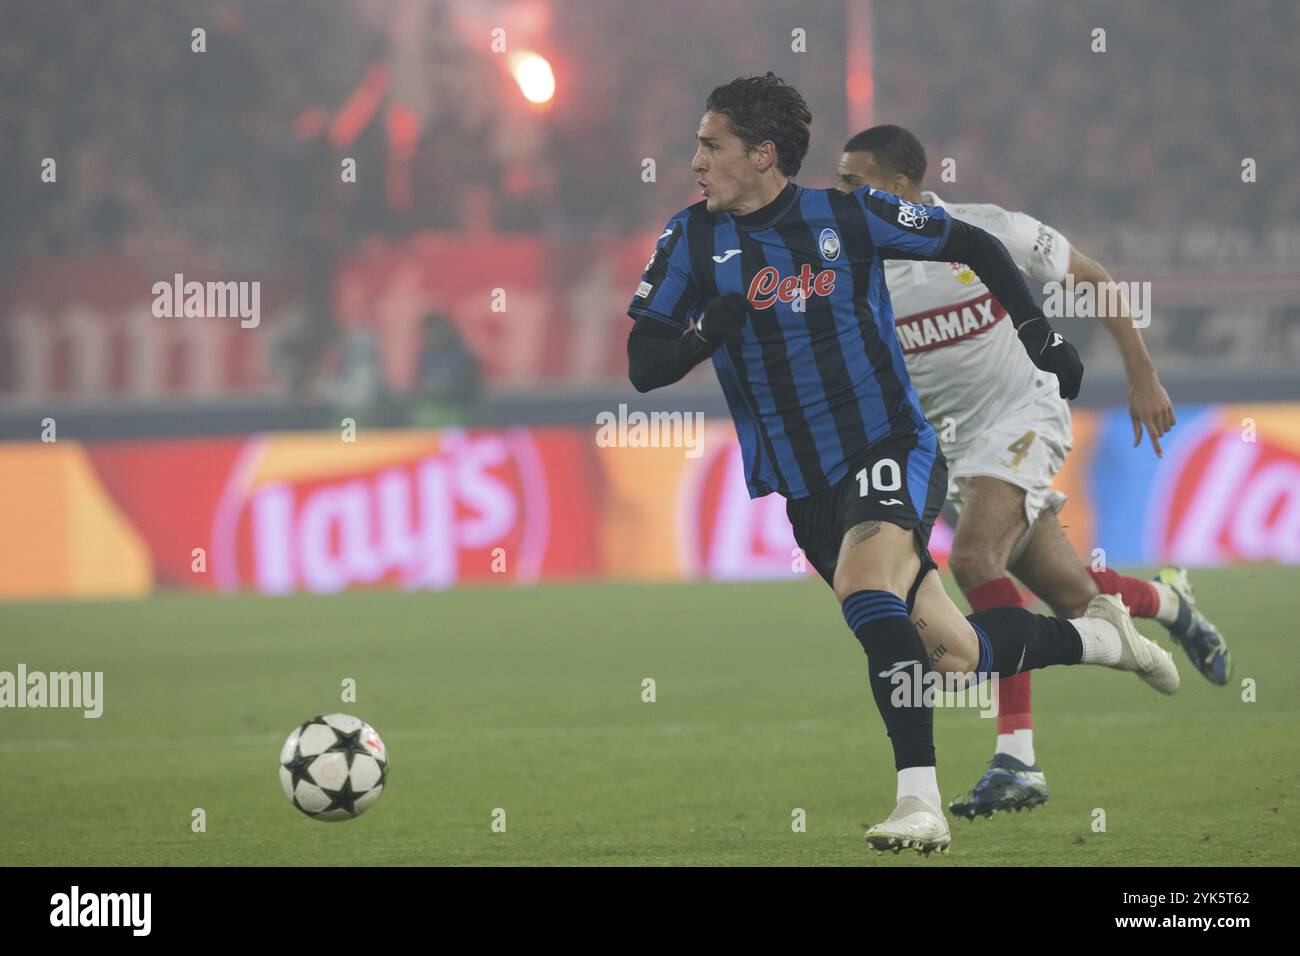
[843,521,882,550]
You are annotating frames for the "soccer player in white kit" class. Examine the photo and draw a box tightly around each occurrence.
[836,126,1232,819]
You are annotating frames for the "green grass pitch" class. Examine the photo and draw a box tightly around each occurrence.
[1,566,1295,866]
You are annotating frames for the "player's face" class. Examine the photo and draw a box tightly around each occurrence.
[836,150,909,198]
[692,111,765,214]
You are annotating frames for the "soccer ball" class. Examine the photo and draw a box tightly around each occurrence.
[279,713,388,821]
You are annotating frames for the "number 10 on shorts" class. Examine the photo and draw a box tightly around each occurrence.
[856,458,901,497]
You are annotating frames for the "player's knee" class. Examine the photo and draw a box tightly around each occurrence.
[1055,598,1091,620]
[947,542,1006,591]
[833,572,904,606]
[1041,576,1098,620]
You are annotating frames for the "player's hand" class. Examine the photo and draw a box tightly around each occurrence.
[1128,371,1175,458]
[694,292,750,348]
[1017,317,1083,400]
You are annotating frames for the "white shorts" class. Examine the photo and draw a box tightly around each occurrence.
[944,386,1074,558]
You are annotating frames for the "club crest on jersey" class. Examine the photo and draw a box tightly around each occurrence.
[819,228,841,261]
[950,261,976,285]
[896,201,930,230]
[747,264,836,310]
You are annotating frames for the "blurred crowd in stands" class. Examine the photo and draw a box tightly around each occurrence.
[7,0,1294,261]
[0,0,1296,409]
[874,0,1300,253]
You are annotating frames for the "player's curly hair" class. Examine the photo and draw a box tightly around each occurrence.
[843,125,928,185]
[705,72,812,178]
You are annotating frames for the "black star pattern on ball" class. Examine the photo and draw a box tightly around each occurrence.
[325,727,372,763]
[320,775,364,816]
[283,749,316,792]
[283,718,387,817]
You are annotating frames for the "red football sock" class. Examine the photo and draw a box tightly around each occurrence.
[1087,568,1160,619]
[965,578,1032,734]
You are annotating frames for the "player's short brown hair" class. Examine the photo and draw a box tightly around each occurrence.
[705,73,812,178]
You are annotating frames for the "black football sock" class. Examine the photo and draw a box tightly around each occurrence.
[966,606,1084,680]
[842,590,935,771]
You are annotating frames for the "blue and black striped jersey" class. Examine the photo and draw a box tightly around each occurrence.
[628,184,952,500]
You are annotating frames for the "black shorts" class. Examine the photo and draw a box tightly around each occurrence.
[786,429,948,609]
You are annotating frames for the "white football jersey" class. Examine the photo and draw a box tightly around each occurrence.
[884,191,1072,451]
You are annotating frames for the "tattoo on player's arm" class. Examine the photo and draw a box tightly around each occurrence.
[927,643,946,667]
[915,617,926,630]
[842,521,882,550]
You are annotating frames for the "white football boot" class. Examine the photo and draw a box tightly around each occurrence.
[865,796,951,856]
[1085,593,1180,695]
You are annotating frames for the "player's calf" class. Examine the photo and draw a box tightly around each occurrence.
[842,591,938,778]
[965,577,1038,786]
[911,573,1179,692]
[1087,567,1161,619]
[948,545,1014,596]
[830,519,958,854]
[841,587,956,854]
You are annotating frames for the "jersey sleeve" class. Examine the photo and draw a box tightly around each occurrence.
[627,216,703,331]
[991,211,1072,283]
[854,187,952,259]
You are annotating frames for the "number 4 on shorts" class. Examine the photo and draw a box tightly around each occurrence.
[999,430,1037,470]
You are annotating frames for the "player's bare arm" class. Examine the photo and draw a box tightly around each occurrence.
[1065,246,1176,456]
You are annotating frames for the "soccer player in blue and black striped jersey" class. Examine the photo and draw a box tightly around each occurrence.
[626,73,1180,856]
